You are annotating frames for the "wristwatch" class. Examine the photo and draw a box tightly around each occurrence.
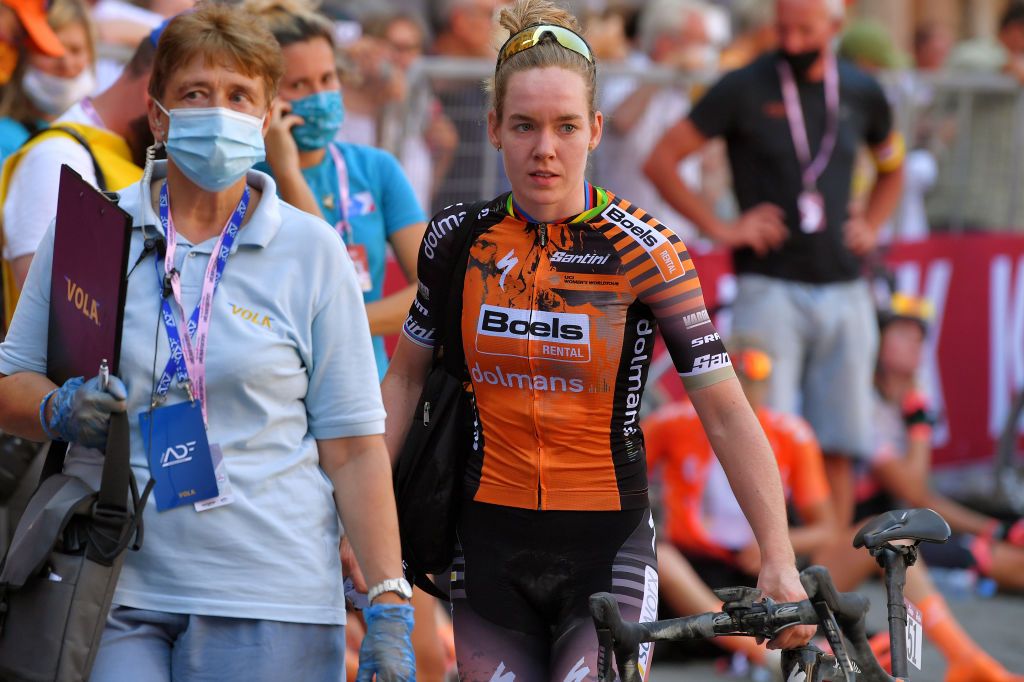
[367,577,413,603]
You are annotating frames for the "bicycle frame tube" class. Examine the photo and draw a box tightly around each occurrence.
[879,548,910,679]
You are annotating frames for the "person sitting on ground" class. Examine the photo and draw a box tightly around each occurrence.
[814,292,1024,682]
[853,293,1024,592]
[644,338,836,671]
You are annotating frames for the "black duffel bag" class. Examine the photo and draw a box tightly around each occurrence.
[392,203,482,601]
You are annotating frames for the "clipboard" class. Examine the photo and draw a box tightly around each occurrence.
[46,164,132,386]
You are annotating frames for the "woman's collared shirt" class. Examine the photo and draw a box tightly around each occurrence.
[0,161,384,624]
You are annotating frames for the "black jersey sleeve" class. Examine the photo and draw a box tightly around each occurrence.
[401,203,473,349]
[687,69,744,140]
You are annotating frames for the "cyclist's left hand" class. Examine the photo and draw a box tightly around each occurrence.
[756,560,816,650]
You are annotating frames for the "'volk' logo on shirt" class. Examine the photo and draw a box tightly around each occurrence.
[230,304,272,330]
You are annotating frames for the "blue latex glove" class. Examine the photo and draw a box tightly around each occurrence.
[356,603,415,682]
[42,374,128,449]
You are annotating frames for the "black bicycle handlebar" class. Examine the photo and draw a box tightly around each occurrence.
[591,565,902,682]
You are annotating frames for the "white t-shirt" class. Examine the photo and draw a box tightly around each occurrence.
[3,102,103,261]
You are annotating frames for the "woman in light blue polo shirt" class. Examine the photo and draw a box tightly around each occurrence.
[254,0,426,381]
[0,5,413,681]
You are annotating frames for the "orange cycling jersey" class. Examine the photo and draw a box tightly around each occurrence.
[644,400,830,559]
[403,188,735,511]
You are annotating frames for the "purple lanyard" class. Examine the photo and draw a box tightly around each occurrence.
[79,97,105,128]
[327,144,352,243]
[154,181,249,425]
[777,51,840,191]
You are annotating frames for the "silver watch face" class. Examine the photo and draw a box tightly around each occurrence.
[371,578,413,602]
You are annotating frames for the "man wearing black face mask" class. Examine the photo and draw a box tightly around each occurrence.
[643,0,905,530]
[0,27,159,331]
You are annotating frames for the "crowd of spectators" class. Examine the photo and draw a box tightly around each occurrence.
[4,0,1024,234]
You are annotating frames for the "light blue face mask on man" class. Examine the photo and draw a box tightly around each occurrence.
[289,90,345,151]
[156,101,266,192]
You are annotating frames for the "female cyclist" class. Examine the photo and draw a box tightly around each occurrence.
[382,1,814,679]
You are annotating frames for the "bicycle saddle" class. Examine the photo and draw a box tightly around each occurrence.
[853,508,951,549]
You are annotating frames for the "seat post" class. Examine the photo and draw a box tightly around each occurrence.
[877,545,916,679]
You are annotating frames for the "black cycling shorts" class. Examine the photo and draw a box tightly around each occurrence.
[451,500,658,681]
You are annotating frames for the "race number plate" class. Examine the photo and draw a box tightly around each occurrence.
[905,599,923,670]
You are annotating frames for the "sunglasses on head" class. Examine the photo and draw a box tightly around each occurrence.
[496,24,594,72]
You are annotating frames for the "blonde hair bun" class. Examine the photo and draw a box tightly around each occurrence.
[498,0,582,39]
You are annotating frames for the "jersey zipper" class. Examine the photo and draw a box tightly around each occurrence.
[530,223,547,509]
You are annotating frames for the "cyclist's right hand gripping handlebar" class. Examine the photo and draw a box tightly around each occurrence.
[590,592,816,682]
[591,565,904,682]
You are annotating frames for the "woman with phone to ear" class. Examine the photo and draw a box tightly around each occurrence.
[250,0,427,382]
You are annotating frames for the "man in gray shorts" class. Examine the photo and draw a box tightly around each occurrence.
[643,0,905,525]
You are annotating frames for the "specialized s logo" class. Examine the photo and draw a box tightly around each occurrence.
[161,441,197,467]
[497,249,518,290]
[601,206,686,282]
[476,304,591,363]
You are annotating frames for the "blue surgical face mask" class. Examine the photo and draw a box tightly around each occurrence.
[156,101,266,192]
[289,90,345,151]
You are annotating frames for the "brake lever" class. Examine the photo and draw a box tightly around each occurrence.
[802,566,858,682]
[595,625,615,682]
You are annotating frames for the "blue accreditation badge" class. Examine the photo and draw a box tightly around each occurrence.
[139,401,218,511]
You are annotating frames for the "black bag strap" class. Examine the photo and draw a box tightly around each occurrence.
[433,201,487,378]
[25,125,108,192]
[86,411,142,565]
[35,415,147,566]
[39,442,68,483]
[410,567,449,602]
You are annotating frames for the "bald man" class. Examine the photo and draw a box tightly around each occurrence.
[644,0,905,529]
